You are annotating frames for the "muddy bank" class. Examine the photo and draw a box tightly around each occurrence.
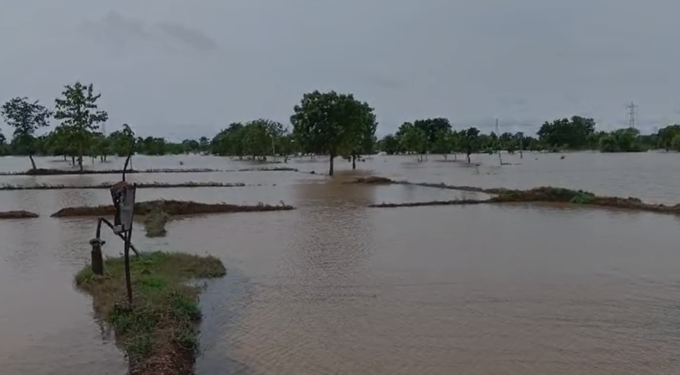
[0,210,39,219]
[370,200,486,208]
[346,176,487,193]
[354,176,680,215]
[51,200,294,218]
[0,168,225,176]
[0,167,301,176]
[74,251,226,375]
[0,182,258,191]
[490,187,680,214]
[236,167,298,172]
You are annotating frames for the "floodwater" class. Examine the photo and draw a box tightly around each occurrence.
[0,152,679,375]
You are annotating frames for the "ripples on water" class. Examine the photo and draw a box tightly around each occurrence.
[0,154,679,374]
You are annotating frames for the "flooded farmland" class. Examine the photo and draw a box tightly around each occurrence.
[0,152,679,375]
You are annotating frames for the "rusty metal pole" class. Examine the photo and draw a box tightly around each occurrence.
[89,238,106,275]
[123,231,133,304]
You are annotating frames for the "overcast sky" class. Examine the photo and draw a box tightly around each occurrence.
[1,0,679,139]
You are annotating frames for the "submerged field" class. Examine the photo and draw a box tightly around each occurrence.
[0,152,679,375]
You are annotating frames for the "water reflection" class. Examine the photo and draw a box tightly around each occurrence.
[0,155,679,375]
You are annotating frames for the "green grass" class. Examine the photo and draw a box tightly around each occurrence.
[75,251,225,372]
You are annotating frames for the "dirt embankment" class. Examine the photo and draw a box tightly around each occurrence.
[351,176,680,215]
[74,251,226,375]
[369,200,487,208]
[0,182,260,191]
[489,187,680,214]
[0,210,39,219]
[51,200,294,218]
[346,176,487,193]
[0,167,300,176]
[0,168,226,176]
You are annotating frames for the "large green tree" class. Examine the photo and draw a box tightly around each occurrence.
[1,97,52,170]
[54,82,108,170]
[291,90,376,175]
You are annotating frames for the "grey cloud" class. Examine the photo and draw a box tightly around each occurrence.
[79,10,218,54]
[3,0,680,140]
[79,10,151,50]
[157,23,219,52]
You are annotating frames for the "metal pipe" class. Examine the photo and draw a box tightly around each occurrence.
[96,217,141,257]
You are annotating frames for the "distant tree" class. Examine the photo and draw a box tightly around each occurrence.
[346,109,377,169]
[657,125,680,151]
[291,90,375,175]
[198,136,209,152]
[598,128,644,153]
[459,127,480,163]
[378,134,400,155]
[1,97,52,170]
[537,116,595,150]
[54,82,108,170]
[0,130,7,155]
[109,123,136,156]
[182,139,201,153]
[241,119,272,160]
[211,122,245,157]
[398,122,427,161]
[413,117,451,152]
[431,128,453,159]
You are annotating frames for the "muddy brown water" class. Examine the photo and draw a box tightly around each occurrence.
[0,153,679,375]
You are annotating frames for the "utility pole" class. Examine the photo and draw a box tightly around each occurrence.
[626,102,637,130]
[495,118,503,165]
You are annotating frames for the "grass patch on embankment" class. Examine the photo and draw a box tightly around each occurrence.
[356,176,680,215]
[51,199,294,217]
[74,251,226,375]
[0,210,39,219]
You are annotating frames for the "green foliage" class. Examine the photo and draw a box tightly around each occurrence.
[1,97,51,169]
[569,191,596,204]
[74,251,226,366]
[3,83,679,163]
[537,116,595,150]
[210,120,289,161]
[291,90,376,175]
[377,134,399,155]
[53,82,109,170]
[398,122,427,160]
[598,128,646,153]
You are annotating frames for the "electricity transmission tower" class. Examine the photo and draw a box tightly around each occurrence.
[626,102,637,129]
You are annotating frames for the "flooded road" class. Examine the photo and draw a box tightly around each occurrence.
[0,154,679,374]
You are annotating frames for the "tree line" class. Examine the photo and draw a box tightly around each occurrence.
[3,84,680,175]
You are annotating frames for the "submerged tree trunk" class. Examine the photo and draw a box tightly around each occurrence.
[352,155,356,170]
[28,154,37,171]
[328,153,335,176]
